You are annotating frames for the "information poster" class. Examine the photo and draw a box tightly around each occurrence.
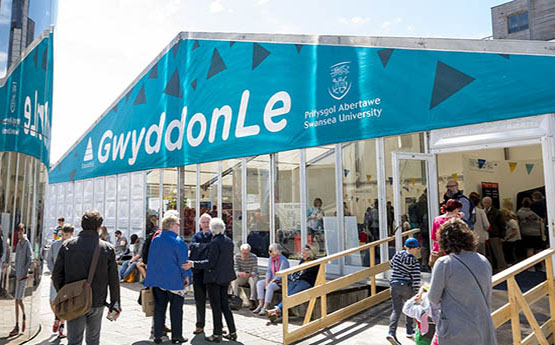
[481,182,500,209]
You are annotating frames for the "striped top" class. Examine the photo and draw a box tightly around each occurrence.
[389,250,421,292]
[234,252,258,277]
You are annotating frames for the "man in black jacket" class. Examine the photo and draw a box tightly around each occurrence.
[186,217,237,343]
[482,196,507,271]
[189,213,212,335]
[53,210,120,345]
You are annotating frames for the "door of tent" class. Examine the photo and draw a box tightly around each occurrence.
[392,152,439,253]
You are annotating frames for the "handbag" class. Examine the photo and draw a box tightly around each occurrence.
[53,242,101,321]
[141,288,155,317]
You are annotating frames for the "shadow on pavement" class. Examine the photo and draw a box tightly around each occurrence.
[130,335,245,345]
[27,334,62,345]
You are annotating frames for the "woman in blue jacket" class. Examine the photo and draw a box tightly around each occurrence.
[144,214,191,344]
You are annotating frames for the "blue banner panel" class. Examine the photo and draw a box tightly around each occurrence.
[0,31,53,166]
[49,36,555,183]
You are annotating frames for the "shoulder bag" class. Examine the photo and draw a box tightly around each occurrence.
[53,242,101,321]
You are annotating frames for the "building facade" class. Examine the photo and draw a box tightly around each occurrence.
[492,0,555,40]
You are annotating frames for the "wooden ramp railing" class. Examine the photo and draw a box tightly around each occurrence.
[491,248,555,345]
[276,228,420,345]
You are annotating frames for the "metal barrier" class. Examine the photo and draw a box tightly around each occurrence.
[491,248,555,345]
[276,228,420,345]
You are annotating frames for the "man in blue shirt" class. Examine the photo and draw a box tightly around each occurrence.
[144,214,191,344]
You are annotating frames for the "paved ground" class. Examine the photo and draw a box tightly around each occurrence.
[1,270,553,345]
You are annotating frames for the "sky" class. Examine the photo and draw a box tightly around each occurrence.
[50,0,507,165]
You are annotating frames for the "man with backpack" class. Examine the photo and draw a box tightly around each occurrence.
[53,210,120,345]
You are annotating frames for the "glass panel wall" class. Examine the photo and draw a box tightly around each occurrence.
[199,163,219,217]
[181,166,197,238]
[246,155,271,258]
[162,168,178,215]
[146,170,161,232]
[222,159,242,250]
[306,145,337,257]
[275,150,302,259]
[342,140,379,267]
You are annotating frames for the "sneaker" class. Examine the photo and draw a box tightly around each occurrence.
[386,332,401,345]
[171,336,188,343]
[406,328,415,338]
[52,319,60,333]
[252,304,262,314]
[9,325,19,337]
[258,307,267,316]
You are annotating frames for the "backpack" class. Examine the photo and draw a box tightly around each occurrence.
[53,242,100,321]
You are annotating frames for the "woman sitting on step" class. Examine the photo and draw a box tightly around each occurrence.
[266,245,319,322]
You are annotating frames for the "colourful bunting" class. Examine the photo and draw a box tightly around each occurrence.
[452,173,458,181]
[366,174,372,182]
[508,162,517,173]
[477,159,486,169]
[526,163,534,175]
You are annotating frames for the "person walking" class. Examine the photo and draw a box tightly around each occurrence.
[428,218,497,345]
[186,218,237,343]
[386,238,421,345]
[231,243,258,310]
[53,210,121,345]
[189,213,213,335]
[46,224,74,338]
[468,192,490,256]
[253,243,290,316]
[7,224,33,337]
[143,214,191,344]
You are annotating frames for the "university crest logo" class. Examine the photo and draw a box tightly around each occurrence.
[328,61,352,100]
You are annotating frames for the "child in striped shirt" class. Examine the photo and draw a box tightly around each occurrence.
[386,238,421,345]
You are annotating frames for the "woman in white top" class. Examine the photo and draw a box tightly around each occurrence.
[469,192,490,257]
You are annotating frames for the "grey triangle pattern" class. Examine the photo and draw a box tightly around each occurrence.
[430,61,475,109]
[149,63,158,79]
[207,48,227,80]
[33,49,38,68]
[164,69,182,98]
[377,49,394,67]
[498,54,510,59]
[112,103,118,113]
[295,44,302,53]
[41,47,48,71]
[230,41,236,47]
[193,40,200,50]
[134,84,147,105]
[252,43,270,70]
[69,169,77,181]
[125,90,131,102]
[191,79,198,90]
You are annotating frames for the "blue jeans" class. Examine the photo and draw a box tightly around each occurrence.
[277,279,312,311]
[120,260,137,279]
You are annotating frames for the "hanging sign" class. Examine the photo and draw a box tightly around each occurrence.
[49,33,555,183]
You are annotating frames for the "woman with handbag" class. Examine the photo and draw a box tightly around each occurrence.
[429,199,463,267]
[428,218,497,345]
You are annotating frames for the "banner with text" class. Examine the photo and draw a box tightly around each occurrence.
[49,35,555,183]
[0,31,53,167]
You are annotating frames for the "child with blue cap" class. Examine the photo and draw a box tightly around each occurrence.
[386,237,421,345]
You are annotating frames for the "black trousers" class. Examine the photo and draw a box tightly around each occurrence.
[193,272,207,328]
[207,283,236,336]
[152,287,184,339]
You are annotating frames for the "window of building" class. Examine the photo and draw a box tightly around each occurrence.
[222,159,242,250]
[246,155,271,258]
[508,12,529,33]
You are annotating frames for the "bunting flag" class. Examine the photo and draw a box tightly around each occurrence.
[388,177,393,185]
[344,169,350,177]
[366,174,372,182]
[477,159,486,169]
[417,188,421,194]
[452,173,458,181]
[526,163,534,175]
[410,178,415,186]
[508,162,518,173]
[402,186,410,192]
